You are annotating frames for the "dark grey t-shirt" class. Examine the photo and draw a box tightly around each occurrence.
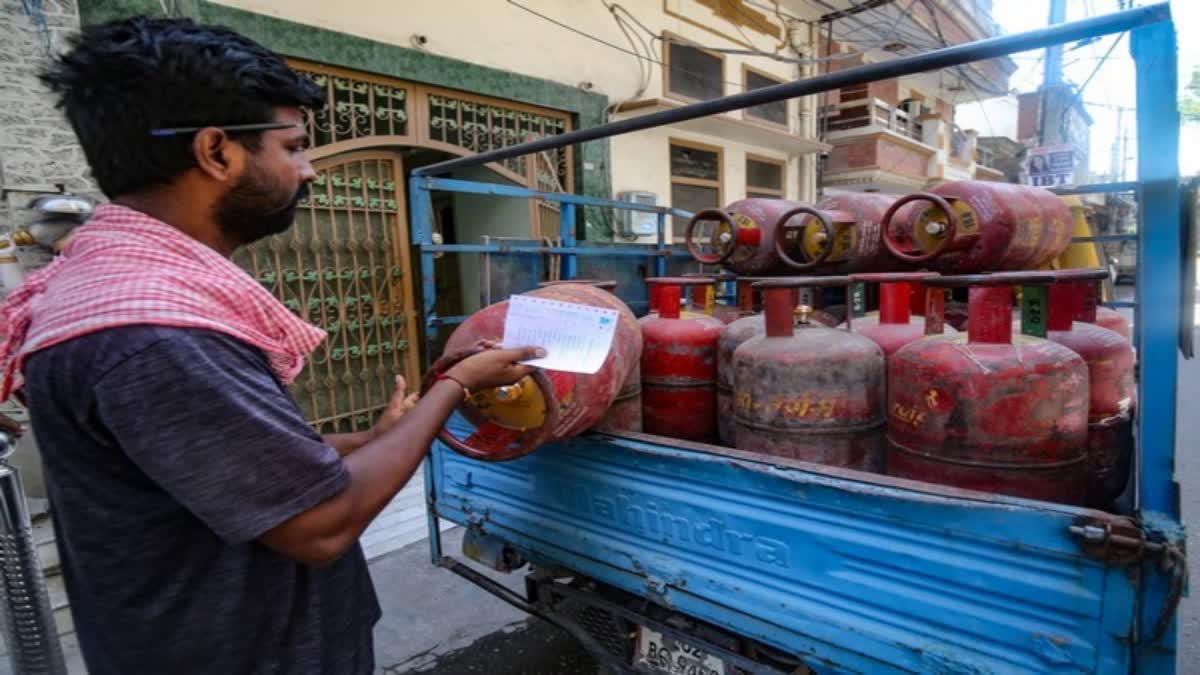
[24,326,380,675]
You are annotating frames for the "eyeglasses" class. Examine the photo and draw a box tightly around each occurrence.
[148,122,302,138]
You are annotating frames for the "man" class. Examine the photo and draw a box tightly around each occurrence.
[0,412,21,438]
[0,16,542,674]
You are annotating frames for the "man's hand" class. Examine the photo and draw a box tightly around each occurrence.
[446,344,546,391]
[323,375,417,456]
[0,413,23,439]
[371,375,419,438]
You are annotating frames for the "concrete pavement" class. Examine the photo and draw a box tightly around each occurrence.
[1175,344,1198,673]
[370,527,595,673]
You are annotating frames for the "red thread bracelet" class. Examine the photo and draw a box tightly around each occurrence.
[432,372,468,398]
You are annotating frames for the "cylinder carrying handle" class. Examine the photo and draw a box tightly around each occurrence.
[881,192,962,263]
[751,275,856,290]
[922,271,1058,288]
[753,275,853,335]
[925,272,1056,344]
[420,345,561,462]
[772,205,836,270]
[645,276,715,318]
[684,209,739,265]
[1052,268,1110,282]
[1052,267,1110,325]
[850,272,943,333]
[644,276,723,288]
[733,276,769,312]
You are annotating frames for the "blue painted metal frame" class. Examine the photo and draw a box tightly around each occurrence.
[409,5,1185,672]
[409,176,696,343]
[1131,21,1181,521]
[1131,19,1183,674]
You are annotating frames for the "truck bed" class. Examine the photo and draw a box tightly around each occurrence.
[428,420,1140,674]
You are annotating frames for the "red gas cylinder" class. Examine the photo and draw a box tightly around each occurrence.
[537,279,642,434]
[909,281,960,330]
[774,193,907,274]
[911,270,967,331]
[710,273,744,324]
[880,181,1074,273]
[1068,273,1132,341]
[426,283,642,460]
[847,272,952,356]
[682,272,744,324]
[1095,307,1131,340]
[646,278,708,320]
[887,272,1090,504]
[684,199,832,275]
[728,276,766,319]
[641,278,725,442]
[715,276,771,446]
[733,276,886,471]
[1022,269,1135,507]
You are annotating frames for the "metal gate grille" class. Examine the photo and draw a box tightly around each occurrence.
[234,152,420,434]
[289,58,574,195]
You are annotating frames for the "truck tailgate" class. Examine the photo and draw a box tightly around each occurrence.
[428,426,1137,674]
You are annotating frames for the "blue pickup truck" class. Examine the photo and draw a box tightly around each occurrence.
[411,5,1189,673]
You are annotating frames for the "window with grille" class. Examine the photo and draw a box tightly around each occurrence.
[746,156,784,199]
[744,68,788,126]
[670,140,723,238]
[666,39,724,102]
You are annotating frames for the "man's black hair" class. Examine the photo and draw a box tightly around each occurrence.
[40,16,325,198]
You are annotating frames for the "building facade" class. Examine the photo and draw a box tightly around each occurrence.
[1017,86,1094,186]
[815,0,1014,193]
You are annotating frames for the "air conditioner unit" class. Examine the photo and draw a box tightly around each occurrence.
[616,191,659,239]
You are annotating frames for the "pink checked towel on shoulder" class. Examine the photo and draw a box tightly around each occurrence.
[0,204,327,400]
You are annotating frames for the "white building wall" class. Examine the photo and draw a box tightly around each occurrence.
[955,95,1019,140]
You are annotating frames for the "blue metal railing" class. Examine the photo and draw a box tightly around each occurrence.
[409,176,697,340]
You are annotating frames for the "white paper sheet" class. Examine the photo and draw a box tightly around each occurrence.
[500,294,619,374]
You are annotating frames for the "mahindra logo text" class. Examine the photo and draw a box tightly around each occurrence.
[542,480,790,568]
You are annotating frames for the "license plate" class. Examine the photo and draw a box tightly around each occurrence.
[634,627,727,675]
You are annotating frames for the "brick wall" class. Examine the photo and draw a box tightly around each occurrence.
[869,79,900,107]
[877,139,927,178]
[0,0,96,234]
[827,136,929,180]
[826,138,877,173]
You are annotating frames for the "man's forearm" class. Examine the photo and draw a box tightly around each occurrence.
[260,379,465,563]
[336,379,463,525]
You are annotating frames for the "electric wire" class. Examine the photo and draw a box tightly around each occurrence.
[1057,31,1126,140]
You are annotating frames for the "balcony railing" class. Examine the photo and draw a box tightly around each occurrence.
[820,98,924,143]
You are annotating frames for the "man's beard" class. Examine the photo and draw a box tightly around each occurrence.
[214,171,308,247]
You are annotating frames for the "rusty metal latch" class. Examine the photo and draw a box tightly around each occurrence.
[1069,519,1167,565]
[1069,517,1188,643]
